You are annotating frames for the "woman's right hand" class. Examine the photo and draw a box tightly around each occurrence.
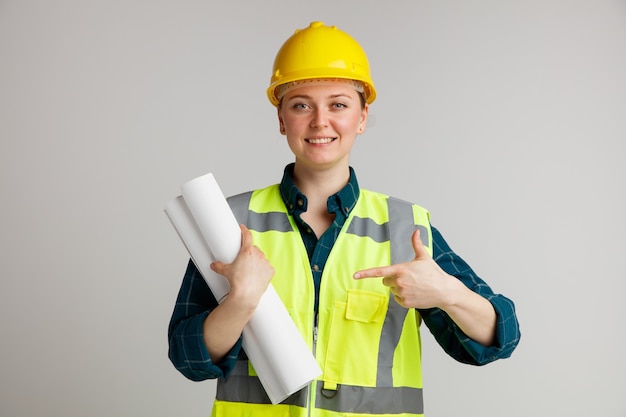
[210,224,275,311]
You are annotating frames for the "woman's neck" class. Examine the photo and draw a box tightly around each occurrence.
[291,162,350,201]
[291,162,349,238]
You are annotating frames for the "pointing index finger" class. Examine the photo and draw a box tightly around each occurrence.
[353,266,393,280]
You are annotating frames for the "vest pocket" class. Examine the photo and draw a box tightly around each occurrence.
[323,289,388,387]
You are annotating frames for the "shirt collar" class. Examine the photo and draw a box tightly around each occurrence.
[279,163,360,219]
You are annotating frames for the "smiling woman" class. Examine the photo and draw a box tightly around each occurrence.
[167,21,520,417]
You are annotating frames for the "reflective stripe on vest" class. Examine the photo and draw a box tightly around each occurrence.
[219,188,430,416]
[376,197,428,388]
[216,361,308,406]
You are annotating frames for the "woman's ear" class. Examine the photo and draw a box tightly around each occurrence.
[358,103,369,134]
[277,107,286,135]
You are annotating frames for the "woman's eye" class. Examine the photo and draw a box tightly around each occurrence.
[333,102,347,109]
[293,103,309,110]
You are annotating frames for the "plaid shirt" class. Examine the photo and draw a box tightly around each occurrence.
[168,164,521,380]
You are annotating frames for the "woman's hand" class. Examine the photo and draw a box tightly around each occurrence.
[210,224,275,310]
[353,229,456,309]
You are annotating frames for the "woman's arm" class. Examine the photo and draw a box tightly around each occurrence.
[203,224,275,362]
[354,226,520,363]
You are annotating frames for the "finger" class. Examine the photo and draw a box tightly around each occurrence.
[382,276,396,287]
[353,266,395,280]
[412,228,430,260]
[239,224,252,248]
[393,294,404,305]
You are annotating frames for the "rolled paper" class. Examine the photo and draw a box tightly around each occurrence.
[164,196,230,301]
[180,175,242,264]
[165,173,322,404]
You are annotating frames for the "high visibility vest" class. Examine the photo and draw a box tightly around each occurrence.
[213,185,432,417]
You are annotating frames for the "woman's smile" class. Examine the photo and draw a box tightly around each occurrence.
[305,137,336,144]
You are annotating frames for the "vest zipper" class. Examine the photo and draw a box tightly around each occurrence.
[308,314,319,417]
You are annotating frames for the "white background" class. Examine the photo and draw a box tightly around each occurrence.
[1,1,625,416]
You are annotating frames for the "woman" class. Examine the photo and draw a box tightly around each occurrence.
[168,21,520,417]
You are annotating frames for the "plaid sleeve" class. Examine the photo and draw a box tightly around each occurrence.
[420,226,521,365]
[167,259,242,380]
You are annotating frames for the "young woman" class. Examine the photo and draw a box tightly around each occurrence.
[168,21,520,417]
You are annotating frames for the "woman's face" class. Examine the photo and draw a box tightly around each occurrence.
[277,82,368,171]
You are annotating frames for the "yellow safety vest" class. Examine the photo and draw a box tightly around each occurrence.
[214,185,432,417]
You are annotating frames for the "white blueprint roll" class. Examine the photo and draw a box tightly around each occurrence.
[164,196,230,302]
[165,173,321,404]
[180,174,241,264]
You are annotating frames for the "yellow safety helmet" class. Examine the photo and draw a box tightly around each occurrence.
[267,21,376,106]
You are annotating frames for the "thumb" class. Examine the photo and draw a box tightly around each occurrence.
[412,228,429,260]
[239,224,252,248]
[210,261,227,275]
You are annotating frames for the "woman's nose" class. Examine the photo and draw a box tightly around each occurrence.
[310,109,328,129]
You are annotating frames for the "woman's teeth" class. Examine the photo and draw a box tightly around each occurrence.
[307,138,335,144]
